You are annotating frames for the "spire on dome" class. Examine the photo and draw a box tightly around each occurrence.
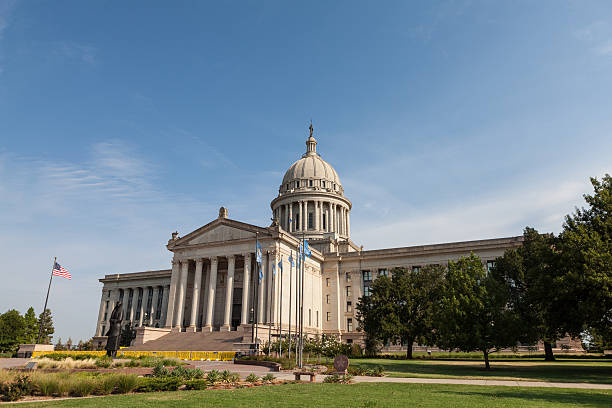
[306,121,317,155]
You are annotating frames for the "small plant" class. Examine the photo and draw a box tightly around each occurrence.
[69,377,96,397]
[95,356,113,368]
[206,369,221,384]
[262,373,276,383]
[170,365,188,378]
[136,377,182,392]
[0,374,32,401]
[152,362,170,378]
[94,374,120,395]
[245,373,259,383]
[184,379,209,390]
[115,374,138,394]
[323,374,352,384]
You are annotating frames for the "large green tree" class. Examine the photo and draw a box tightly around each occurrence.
[22,307,39,344]
[37,308,54,344]
[0,310,26,353]
[435,253,524,369]
[357,265,445,359]
[557,174,612,343]
[492,228,565,360]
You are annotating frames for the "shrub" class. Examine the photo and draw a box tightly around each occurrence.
[245,373,259,383]
[170,365,188,378]
[95,356,113,368]
[136,377,182,392]
[0,374,33,401]
[152,362,170,378]
[323,374,352,384]
[262,373,276,383]
[206,369,221,384]
[115,374,138,394]
[184,379,209,390]
[220,371,239,383]
[94,374,120,395]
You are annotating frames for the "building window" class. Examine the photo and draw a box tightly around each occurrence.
[346,286,352,297]
[412,266,421,273]
[296,181,300,188]
[295,214,300,230]
[326,294,330,304]
[146,288,153,318]
[286,184,289,190]
[316,311,319,327]
[322,180,326,188]
[347,339,353,344]
[346,301,352,313]
[347,318,353,332]
[309,180,313,187]
[486,260,496,274]
[378,269,389,277]
[107,290,111,298]
[345,272,351,282]
[119,289,124,302]
[362,270,372,297]
[104,301,109,321]
[308,213,314,229]
[101,325,105,335]
[326,278,330,287]
[326,312,331,321]
[126,289,133,312]
[322,213,327,230]
[362,270,372,282]
[309,309,312,326]
[364,286,372,297]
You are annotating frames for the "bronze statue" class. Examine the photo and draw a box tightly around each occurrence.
[104,302,124,357]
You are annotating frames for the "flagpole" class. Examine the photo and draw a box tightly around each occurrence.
[288,251,292,360]
[278,256,283,357]
[37,257,56,344]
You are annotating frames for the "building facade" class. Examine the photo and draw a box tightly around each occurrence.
[92,129,579,352]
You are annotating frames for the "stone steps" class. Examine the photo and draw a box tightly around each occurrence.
[127,331,245,351]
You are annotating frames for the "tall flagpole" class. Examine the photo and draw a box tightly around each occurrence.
[37,257,56,344]
[288,251,292,360]
[278,256,283,357]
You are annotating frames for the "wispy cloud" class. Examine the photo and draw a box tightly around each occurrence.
[0,0,17,41]
[52,41,97,65]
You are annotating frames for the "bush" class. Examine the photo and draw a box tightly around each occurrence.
[95,356,113,368]
[206,370,221,384]
[184,379,209,390]
[115,374,138,394]
[348,365,385,377]
[152,362,170,378]
[245,373,259,383]
[136,377,182,392]
[0,374,33,401]
[262,373,276,383]
[323,374,353,384]
[69,377,96,397]
[94,374,120,395]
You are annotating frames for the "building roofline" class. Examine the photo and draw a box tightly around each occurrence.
[99,269,171,283]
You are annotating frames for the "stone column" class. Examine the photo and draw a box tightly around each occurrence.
[241,253,251,325]
[288,203,293,232]
[304,201,308,231]
[188,259,203,331]
[174,260,189,329]
[257,253,266,323]
[315,201,320,231]
[347,211,351,237]
[150,286,159,326]
[138,288,145,327]
[222,255,235,331]
[298,201,303,231]
[204,257,218,331]
[331,203,335,233]
[164,259,180,329]
[270,251,278,329]
[160,285,170,327]
[95,290,106,336]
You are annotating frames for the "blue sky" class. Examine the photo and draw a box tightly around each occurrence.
[1,1,611,342]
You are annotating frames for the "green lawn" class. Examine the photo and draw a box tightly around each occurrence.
[350,358,612,384]
[15,383,612,408]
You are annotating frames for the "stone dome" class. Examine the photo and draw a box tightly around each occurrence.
[280,135,344,195]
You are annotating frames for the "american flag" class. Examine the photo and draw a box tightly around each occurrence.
[52,262,71,280]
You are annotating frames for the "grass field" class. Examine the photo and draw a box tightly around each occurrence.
[350,358,612,384]
[14,383,612,407]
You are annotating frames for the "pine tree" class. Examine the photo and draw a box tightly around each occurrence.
[22,307,39,344]
[37,309,54,344]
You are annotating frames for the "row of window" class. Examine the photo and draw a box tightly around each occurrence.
[114,287,165,324]
[285,179,338,191]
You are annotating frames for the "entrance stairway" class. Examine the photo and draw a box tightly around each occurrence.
[127,331,245,352]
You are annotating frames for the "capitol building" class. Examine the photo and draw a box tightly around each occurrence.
[92,128,526,351]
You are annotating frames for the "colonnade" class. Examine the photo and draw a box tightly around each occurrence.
[164,252,280,332]
[95,284,169,336]
[273,200,350,236]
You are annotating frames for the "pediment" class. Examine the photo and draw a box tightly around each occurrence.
[170,219,268,248]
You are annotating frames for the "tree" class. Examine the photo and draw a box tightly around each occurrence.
[55,338,64,351]
[22,307,39,344]
[493,228,566,361]
[0,310,26,353]
[557,174,612,344]
[37,309,54,344]
[119,323,136,347]
[66,337,73,351]
[356,265,445,358]
[435,253,524,369]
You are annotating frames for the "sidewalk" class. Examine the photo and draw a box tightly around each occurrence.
[273,372,612,390]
